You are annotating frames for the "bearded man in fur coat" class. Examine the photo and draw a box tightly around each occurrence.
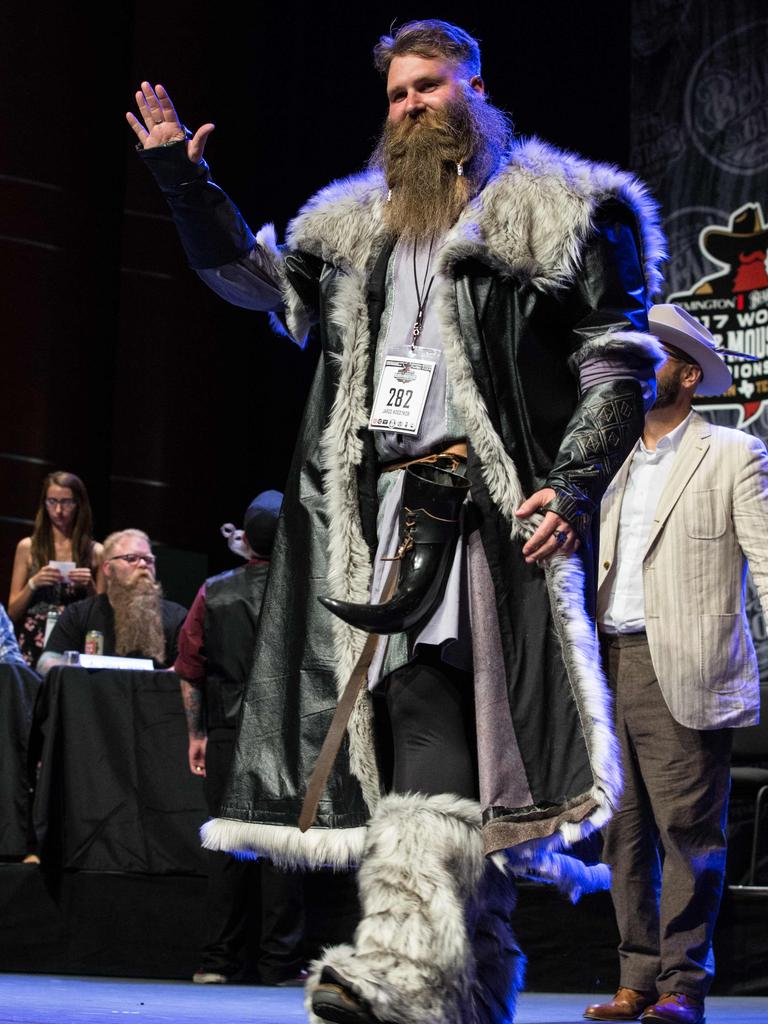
[128,19,665,1024]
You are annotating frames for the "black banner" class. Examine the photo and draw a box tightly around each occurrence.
[631,0,768,674]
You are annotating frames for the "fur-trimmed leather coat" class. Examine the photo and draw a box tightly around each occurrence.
[142,137,665,871]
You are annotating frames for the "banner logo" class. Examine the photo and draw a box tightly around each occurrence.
[684,19,768,175]
[668,201,768,425]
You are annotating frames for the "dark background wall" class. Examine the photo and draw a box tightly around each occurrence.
[0,1,631,605]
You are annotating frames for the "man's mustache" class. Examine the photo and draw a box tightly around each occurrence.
[111,571,158,593]
[390,106,462,141]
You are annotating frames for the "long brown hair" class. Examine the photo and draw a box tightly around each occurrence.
[30,470,95,571]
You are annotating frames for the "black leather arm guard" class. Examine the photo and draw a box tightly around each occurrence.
[542,197,663,536]
[139,141,256,270]
[544,378,645,536]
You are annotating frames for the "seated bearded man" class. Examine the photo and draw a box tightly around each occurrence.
[40,529,187,672]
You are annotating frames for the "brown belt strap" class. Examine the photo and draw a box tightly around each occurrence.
[298,560,399,833]
[381,441,468,474]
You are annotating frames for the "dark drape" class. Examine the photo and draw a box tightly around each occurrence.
[0,663,42,858]
[33,667,208,873]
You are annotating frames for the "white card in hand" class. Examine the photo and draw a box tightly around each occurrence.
[48,560,76,581]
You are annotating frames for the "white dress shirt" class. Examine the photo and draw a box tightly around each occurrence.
[598,413,692,634]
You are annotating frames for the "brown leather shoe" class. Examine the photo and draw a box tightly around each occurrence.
[641,993,705,1024]
[584,987,657,1021]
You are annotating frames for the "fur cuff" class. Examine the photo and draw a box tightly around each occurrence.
[253,223,314,345]
[200,817,366,871]
[505,850,611,903]
[568,330,665,373]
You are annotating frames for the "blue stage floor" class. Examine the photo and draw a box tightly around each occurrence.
[0,975,766,1024]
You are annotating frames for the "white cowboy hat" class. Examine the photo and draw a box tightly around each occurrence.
[648,304,733,396]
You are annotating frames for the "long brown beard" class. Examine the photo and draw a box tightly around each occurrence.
[108,575,166,664]
[370,87,513,241]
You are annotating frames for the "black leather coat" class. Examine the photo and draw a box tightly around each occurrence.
[142,139,664,865]
[203,562,270,733]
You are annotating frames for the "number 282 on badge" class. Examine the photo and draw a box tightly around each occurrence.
[368,356,437,436]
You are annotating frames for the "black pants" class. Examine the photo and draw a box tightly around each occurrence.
[381,645,478,800]
[200,731,305,981]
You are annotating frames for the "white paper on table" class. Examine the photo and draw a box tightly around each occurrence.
[77,654,155,671]
[48,560,76,581]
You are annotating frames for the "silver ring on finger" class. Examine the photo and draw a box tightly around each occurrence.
[554,530,568,547]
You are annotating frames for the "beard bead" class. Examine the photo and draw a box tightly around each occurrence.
[457,162,464,177]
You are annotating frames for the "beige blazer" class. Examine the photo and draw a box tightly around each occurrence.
[598,412,768,729]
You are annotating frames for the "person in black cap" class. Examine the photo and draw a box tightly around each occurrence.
[175,490,307,985]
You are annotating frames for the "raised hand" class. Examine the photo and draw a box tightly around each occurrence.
[125,82,215,164]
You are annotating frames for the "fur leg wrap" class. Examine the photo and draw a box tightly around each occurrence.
[305,793,524,1024]
[468,858,526,1023]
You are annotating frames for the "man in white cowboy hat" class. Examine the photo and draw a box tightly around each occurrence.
[584,304,768,1024]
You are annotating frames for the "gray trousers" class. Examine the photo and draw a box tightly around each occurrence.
[600,632,732,1000]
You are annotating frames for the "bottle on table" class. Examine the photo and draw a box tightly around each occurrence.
[85,631,104,656]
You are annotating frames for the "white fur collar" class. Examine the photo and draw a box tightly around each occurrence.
[286,137,666,297]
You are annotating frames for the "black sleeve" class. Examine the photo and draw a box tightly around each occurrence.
[543,202,658,536]
[139,141,257,270]
[164,603,189,668]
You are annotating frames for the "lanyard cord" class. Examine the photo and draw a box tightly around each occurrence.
[411,235,436,348]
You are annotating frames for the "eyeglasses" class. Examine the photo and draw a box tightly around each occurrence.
[107,553,157,567]
[45,498,78,509]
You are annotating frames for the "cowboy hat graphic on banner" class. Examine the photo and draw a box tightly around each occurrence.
[669,201,768,426]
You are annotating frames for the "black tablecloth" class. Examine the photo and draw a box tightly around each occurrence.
[0,662,42,858]
[33,667,208,873]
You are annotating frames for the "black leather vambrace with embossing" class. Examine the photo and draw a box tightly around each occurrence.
[543,378,645,537]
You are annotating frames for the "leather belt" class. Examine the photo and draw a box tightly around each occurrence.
[381,441,468,474]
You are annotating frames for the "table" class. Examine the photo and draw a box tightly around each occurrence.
[33,667,208,873]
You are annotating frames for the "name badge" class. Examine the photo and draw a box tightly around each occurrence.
[369,355,437,435]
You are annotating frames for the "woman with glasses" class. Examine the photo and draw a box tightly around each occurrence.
[8,470,103,669]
